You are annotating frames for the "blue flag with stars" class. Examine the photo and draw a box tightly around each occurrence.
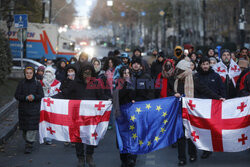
[116,96,183,154]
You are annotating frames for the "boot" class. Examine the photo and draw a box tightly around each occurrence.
[86,154,96,167]
[24,143,33,154]
[201,151,212,159]
[77,157,85,167]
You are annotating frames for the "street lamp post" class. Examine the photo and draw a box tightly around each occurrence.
[6,0,15,40]
[128,7,146,48]
[239,0,246,47]
[106,1,117,47]
[159,10,166,51]
[203,0,206,46]
[42,0,46,23]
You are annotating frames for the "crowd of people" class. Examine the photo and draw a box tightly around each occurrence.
[14,46,250,167]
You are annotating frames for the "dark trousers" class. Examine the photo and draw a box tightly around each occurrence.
[177,137,197,161]
[120,153,137,166]
[75,143,95,158]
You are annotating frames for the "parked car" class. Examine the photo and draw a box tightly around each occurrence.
[12,58,45,71]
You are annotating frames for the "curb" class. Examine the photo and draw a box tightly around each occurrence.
[0,98,17,119]
[0,99,19,145]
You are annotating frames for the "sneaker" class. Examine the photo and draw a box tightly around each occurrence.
[189,156,197,162]
[45,141,52,145]
[178,160,186,166]
[64,142,70,146]
[108,125,113,130]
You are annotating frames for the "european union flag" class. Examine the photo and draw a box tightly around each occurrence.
[116,96,183,154]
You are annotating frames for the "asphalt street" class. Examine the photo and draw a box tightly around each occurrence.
[0,127,249,167]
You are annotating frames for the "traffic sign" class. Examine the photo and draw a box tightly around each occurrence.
[14,14,28,28]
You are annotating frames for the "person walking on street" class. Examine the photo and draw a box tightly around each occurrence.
[213,49,241,99]
[102,57,119,129]
[53,63,106,167]
[113,53,131,83]
[155,59,175,98]
[132,48,150,74]
[75,52,89,74]
[55,59,67,82]
[36,66,45,81]
[174,59,225,166]
[113,66,136,167]
[15,66,44,154]
[194,57,226,159]
[151,53,165,79]
[40,66,61,145]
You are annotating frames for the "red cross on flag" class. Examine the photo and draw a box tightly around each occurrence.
[212,60,241,87]
[39,98,112,146]
[182,96,250,152]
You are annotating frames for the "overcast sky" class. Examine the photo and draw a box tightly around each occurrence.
[74,0,97,17]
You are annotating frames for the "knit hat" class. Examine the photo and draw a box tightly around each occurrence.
[37,66,45,72]
[176,59,191,71]
[196,50,203,55]
[131,57,143,66]
[221,49,231,55]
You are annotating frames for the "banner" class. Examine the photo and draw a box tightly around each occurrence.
[116,97,183,154]
[39,98,112,145]
[182,96,250,152]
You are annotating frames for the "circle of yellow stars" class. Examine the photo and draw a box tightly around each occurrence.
[129,103,169,148]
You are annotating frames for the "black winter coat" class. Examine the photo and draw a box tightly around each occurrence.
[119,81,136,105]
[53,78,106,100]
[175,76,221,99]
[131,70,155,101]
[151,60,164,79]
[55,68,66,82]
[15,78,44,130]
[195,68,226,98]
[236,68,250,97]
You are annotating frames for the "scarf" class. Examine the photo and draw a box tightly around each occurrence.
[155,73,168,98]
[42,72,55,93]
[174,69,194,98]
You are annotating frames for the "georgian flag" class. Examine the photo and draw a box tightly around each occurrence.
[182,97,250,152]
[212,60,241,87]
[39,98,112,146]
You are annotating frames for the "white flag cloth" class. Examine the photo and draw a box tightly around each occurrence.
[182,96,250,152]
[39,98,112,146]
[212,60,241,87]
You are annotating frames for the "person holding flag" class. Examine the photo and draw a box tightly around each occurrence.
[53,63,106,167]
[40,66,61,145]
[194,57,226,159]
[113,66,136,167]
[174,59,224,166]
